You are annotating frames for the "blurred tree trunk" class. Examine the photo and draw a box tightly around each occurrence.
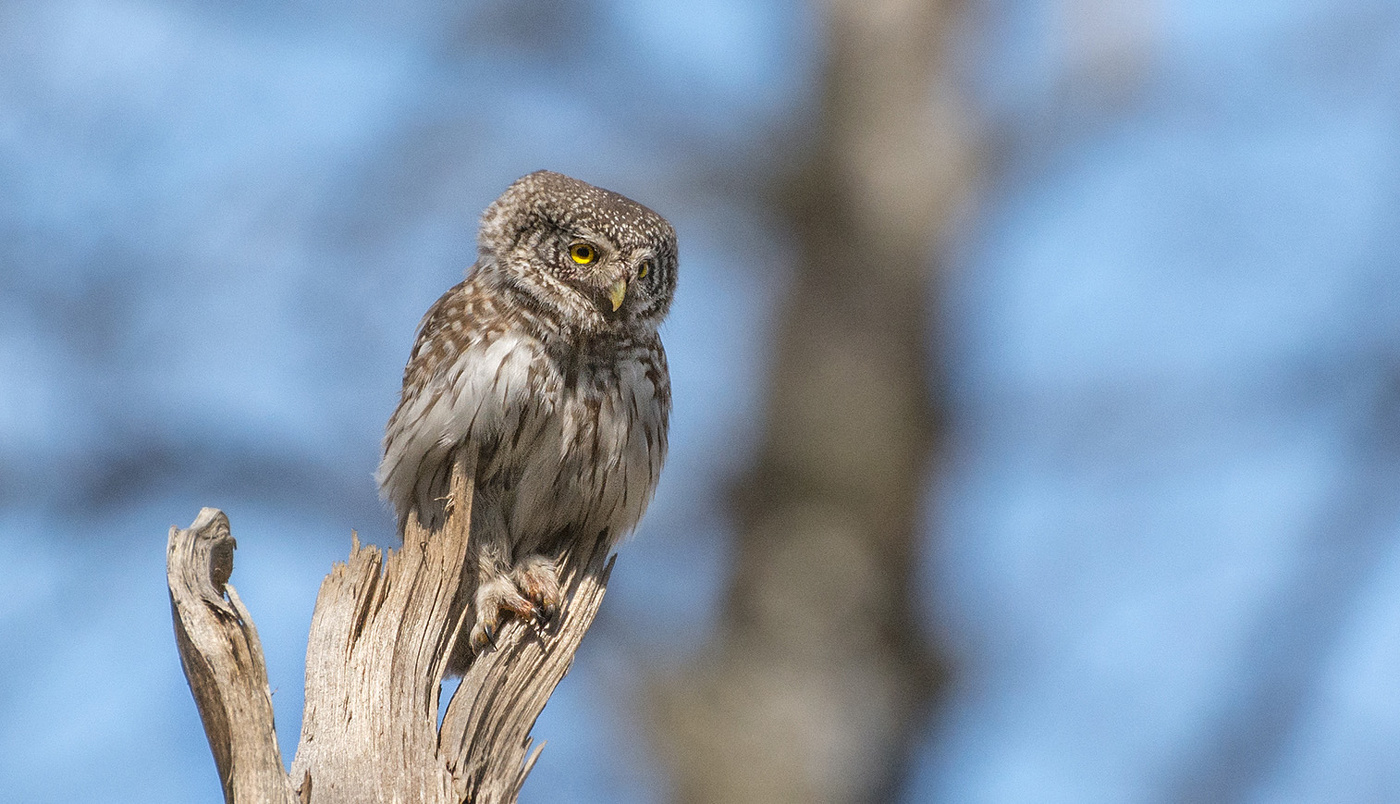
[651,1,976,801]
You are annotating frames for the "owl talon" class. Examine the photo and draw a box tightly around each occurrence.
[468,617,497,653]
[537,599,560,627]
[469,575,533,654]
[512,557,563,628]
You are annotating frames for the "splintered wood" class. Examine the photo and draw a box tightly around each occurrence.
[167,452,613,803]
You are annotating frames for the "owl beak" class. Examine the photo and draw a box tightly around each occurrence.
[607,278,628,311]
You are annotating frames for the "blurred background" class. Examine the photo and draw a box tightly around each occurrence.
[4,0,1400,801]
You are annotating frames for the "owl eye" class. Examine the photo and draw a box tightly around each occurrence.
[569,243,597,265]
[638,260,652,280]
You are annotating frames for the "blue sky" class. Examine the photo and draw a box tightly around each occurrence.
[3,1,1400,801]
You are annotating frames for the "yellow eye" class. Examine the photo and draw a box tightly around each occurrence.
[569,243,596,265]
[638,260,651,279]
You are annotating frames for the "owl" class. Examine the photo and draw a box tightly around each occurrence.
[377,170,676,663]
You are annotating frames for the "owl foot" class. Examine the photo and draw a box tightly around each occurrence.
[511,556,562,627]
[468,576,534,653]
[466,558,563,653]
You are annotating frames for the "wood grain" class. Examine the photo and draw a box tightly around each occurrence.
[168,451,610,803]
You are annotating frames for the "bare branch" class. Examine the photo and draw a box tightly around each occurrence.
[168,508,296,804]
[443,543,614,803]
[169,451,611,803]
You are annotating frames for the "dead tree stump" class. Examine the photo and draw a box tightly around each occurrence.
[166,452,614,803]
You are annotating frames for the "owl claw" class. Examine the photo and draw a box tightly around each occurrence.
[469,619,497,653]
[512,557,563,629]
[536,599,560,627]
[469,576,532,654]
[467,558,564,653]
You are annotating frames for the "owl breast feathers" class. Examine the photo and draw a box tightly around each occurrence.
[377,170,675,660]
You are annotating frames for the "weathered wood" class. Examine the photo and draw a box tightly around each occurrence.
[168,451,612,803]
[168,508,297,804]
[444,541,614,803]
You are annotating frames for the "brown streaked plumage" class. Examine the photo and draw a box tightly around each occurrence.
[378,171,676,667]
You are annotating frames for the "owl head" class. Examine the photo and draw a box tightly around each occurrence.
[476,170,678,336]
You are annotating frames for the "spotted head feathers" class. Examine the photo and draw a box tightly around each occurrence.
[476,170,677,335]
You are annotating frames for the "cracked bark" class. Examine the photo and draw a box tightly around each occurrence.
[167,451,613,803]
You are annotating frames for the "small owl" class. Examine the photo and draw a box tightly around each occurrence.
[378,170,675,663]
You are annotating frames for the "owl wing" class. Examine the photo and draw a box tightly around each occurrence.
[377,277,540,527]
